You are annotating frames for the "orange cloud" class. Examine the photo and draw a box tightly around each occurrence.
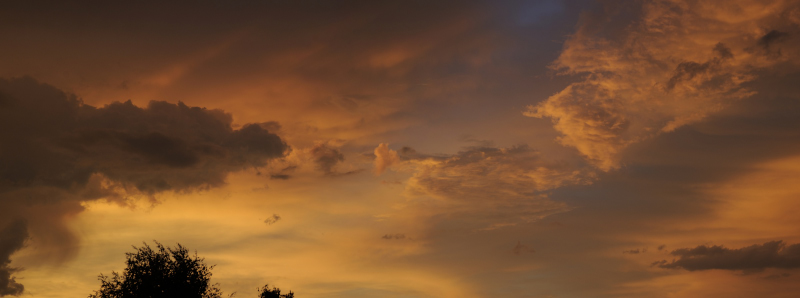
[373,143,400,175]
[379,144,594,230]
[526,0,800,170]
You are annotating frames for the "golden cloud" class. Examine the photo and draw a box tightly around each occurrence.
[526,0,800,170]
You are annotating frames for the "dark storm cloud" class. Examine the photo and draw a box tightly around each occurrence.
[0,77,288,194]
[656,241,800,272]
[0,221,26,296]
[0,77,289,295]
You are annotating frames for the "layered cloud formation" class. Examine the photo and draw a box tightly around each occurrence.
[375,144,594,229]
[527,0,800,170]
[0,77,288,295]
[657,241,800,271]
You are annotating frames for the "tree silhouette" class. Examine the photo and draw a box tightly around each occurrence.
[89,241,295,298]
[257,284,294,298]
[89,241,223,298]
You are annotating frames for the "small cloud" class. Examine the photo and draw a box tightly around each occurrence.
[311,143,344,175]
[251,184,269,192]
[656,240,800,272]
[373,143,400,175]
[458,134,494,147]
[270,174,290,180]
[657,244,666,251]
[382,233,406,240]
[623,249,641,254]
[757,30,788,50]
[380,180,403,185]
[651,260,667,267]
[269,166,296,180]
[332,169,364,177]
[765,273,791,280]
[263,214,281,225]
[512,241,535,255]
[310,143,356,176]
[477,222,517,231]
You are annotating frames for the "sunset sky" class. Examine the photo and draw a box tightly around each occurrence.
[2,0,800,297]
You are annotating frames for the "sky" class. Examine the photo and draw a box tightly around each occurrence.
[1,0,800,297]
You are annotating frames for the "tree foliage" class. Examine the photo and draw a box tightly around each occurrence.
[258,284,294,298]
[89,241,223,298]
[89,241,295,298]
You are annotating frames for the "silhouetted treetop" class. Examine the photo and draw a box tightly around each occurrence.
[258,284,294,298]
[89,241,222,298]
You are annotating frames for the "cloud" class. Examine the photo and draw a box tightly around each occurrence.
[382,234,406,240]
[656,240,800,272]
[390,144,594,229]
[512,241,535,255]
[263,214,281,225]
[373,143,400,175]
[526,0,800,170]
[0,77,289,195]
[0,76,289,294]
[407,145,593,201]
[310,143,345,176]
[0,220,26,296]
[623,248,649,254]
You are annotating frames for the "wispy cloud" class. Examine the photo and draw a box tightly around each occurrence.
[526,0,800,170]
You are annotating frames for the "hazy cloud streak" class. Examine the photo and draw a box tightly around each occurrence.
[656,241,800,272]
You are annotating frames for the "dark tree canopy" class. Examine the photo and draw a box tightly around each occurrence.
[89,242,222,298]
[89,242,295,298]
[258,285,294,298]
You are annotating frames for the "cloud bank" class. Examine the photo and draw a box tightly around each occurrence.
[0,77,288,295]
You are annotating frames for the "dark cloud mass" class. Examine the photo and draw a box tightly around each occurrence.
[757,30,789,50]
[656,241,800,272]
[0,221,26,296]
[0,77,289,295]
[0,77,288,195]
